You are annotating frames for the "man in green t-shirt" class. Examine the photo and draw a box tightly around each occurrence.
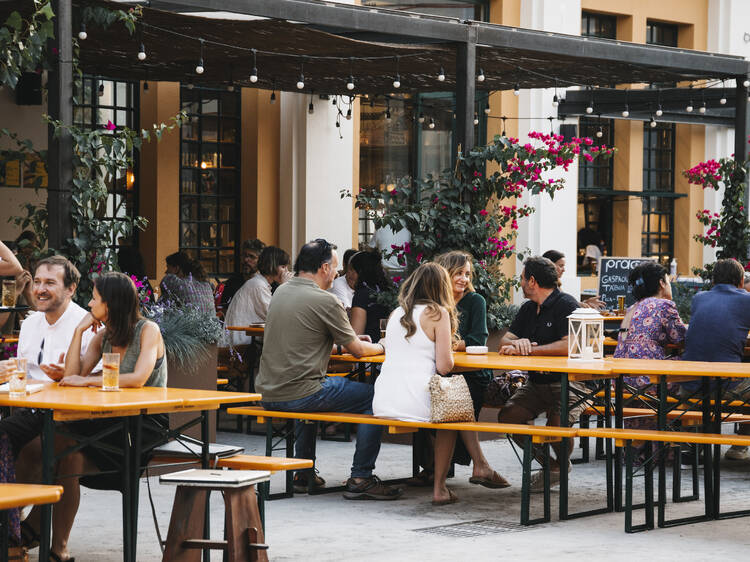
[256,239,401,501]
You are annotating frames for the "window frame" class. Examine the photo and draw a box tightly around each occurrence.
[641,121,676,264]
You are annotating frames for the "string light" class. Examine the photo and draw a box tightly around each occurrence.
[473,112,479,125]
[385,99,391,120]
[438,67,445,82]
[621,90,629,117]
[138,42,146,61]
[78,22,87,41]
[501,116,506,137]
[477,68,485,82]
[586,87,594,114]
[98,82,104,97]
[195,39,205,74]
[308,94,314,114]
[250,49,258,83]
[743,78,750,88]
[596,115,603,138]
[552,79,559,108]
[270,81,276,104]
[649,115,657,128]
[656,104,663,117]
[297,61,305,90]
[143,80,149,91]
[699,101,706,114]
[513,83,520,96]
[686,100,694,112]
[418,112,425,124]
[393,56,401,89]
[346,107,352,120]
[428,117,435,129]
[483,106,490,115]
[346,58,355,90]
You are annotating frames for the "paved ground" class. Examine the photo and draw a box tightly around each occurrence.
[35,425,750,561]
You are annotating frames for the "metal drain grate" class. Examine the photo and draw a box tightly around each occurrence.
[414,519,531,537]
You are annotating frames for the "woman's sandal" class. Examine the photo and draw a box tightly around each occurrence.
[469,470,511,489]
[431,490,458,506]
[405,469,434,487]
[49,551,75,562]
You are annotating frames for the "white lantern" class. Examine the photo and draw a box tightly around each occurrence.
[567,308,604,360]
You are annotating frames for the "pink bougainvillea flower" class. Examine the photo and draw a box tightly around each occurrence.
[479,209,488,216]
[105,120,116,131]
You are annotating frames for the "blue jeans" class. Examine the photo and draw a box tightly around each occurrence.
[262,377,382,479]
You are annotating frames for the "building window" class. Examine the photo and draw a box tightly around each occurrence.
[646,21,678,47]
[581,11,616,39]
[73,76,139,251]
[179,85,240,277]
[361,0,488,20]
[642,122,676,264]
[577,117,614,273]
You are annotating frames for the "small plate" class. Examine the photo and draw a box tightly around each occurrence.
[466,346,488,354]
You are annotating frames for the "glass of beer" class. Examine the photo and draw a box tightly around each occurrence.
[2,279,16,308]
[379,319,388,342]
[102,353,120,391]
[617,295,626,315]
[8,357,27,399]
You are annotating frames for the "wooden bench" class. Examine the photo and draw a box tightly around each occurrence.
[1,484,63,562]
[228,406,578,525]
[579,427,750,532]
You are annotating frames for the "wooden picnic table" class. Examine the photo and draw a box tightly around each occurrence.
[0,337,18,345]
[227,325,265,336]
[0,384,260,562]
[0,483,64,562]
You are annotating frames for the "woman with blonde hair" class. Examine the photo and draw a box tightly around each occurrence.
[372,262,472,504]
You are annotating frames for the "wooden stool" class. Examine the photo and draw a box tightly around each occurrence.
[160,469,271,562]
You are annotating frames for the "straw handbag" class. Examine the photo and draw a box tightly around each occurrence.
[429,374,475,423]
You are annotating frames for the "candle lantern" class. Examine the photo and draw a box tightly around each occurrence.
[567,308,604,360]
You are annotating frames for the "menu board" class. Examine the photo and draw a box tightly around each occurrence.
[597,256,655,311]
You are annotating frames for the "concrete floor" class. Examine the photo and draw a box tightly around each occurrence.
[36,425,750,561]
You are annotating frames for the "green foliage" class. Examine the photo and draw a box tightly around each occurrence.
[0,1,54,89]
[145,301,224,375]
[671,281,700,323]
[352,132,614,330]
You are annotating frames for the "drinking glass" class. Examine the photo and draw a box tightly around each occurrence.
[8,368,26,399]
[617,295,626,315]
[102,353,120,391]
[14,357,27,373]
[379,318,388,342]
[2,279,16,308]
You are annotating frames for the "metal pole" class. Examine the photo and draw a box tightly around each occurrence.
[47,0,74,250]
[734,77,750,213]
[455,30,476,156]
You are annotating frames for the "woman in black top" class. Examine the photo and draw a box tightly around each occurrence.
[349,251,391,343]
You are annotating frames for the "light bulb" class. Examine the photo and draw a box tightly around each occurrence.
[186,83,194,90]
[393,74,401,89]
[699,103,706,114]
[686,102,693,113]
[78,23,87,41]
[98,83,104,97]
[418,112,425,124]
[429,118,435,129]
[656,106,663,117]
[227,84,234,92]
[483,107,490,115]
[650,117,657,128]
[138,43,146,61]
[346,76,355,91]
[195,60,204,74]
[270,91,276,104]
[308,101,314,114]
[596,129,603,138]
[473,113,479,125]
[513,83,520,96]
[552,94,559,108]
[346,108,352,120]
[297,74,305,89]
[744,79,750,88]
[477,68,485,82]
[438,67,445,82]
[249,68,258,83]
[720,97,727,105]
[622,106,629,118]
[586,104,593,114]
[143,81,149,92]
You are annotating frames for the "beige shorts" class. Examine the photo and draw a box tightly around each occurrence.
[503,378,592,426]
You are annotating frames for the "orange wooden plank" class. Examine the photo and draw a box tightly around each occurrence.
[580,427,750,446]
[0,483,63,510]
[216,455,313,472]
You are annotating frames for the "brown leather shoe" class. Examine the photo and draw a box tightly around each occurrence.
[343,476,403,500]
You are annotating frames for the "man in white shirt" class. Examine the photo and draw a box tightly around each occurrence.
[329,249,358,310]
[368,225,411,275]
[18,255,95,381]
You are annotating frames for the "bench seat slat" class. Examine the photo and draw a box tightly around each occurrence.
[216,455,313,472]
[580,427,750,446]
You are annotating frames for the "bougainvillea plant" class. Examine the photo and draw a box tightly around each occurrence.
[684,146,750,282]
[351,132,614,330]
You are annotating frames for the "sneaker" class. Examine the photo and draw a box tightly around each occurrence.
[529,462,571,493]
[343,475,403,500]
[293,472,326,494]
[725,445,749,461]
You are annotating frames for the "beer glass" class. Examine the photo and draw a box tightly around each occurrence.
[102,353,120,391]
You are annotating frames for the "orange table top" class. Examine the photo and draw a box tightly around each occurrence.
[227,325,265,335]
[607,358,750,378]
[0,483,63,510]
[0,384,261,414]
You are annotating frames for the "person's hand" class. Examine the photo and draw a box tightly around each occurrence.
[76,313,102,334]
[503,338,536,356]
[583,296,606,310]
[280,269,294,284]
[40,352,65,381]
[59,375,94,387]
[15,270,32,292]
[357,334,372,343]
[499,344,519,355]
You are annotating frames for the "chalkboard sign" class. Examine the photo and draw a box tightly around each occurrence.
[597,257,655,311]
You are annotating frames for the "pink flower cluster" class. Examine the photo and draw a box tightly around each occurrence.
[685,159,722,188]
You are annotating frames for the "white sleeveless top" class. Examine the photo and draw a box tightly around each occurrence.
[373,304,436,422]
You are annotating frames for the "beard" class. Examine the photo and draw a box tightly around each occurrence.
[34,291,67,313]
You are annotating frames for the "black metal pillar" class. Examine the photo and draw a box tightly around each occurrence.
[47,0,74,250]
[455,29,476,155]
[735,76,750,213]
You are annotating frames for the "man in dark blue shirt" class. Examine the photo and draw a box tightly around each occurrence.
[497,256,587,490]
[681,258,750,460]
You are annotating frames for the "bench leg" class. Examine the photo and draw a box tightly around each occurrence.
[624,440,654,533]
[520,437,550,526]
[573,414,590,465]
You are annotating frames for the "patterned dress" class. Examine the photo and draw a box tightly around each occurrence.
[614,297,686,429]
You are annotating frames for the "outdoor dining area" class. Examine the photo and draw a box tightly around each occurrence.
[4,0,750,561]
